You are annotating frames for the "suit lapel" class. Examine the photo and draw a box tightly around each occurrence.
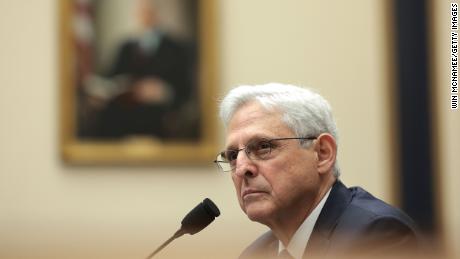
[304,180,352,256]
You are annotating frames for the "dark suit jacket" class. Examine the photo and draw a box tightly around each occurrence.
[107,34,193,108]
[92,33,199,139]
[239,180,420,258]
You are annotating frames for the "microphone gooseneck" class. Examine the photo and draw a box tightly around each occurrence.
[145,198,220,259]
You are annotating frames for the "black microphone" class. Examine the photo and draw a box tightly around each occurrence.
[145,198,220,259]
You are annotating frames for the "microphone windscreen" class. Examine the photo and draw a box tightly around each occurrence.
[180,198,220,235]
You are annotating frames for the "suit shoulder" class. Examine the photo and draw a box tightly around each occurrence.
[334,186,419,240]
[347,187,416,224]
[328,186,420,254]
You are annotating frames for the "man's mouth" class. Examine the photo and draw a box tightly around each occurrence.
[242,189,266,199]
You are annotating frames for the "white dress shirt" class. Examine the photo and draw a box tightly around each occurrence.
[278,188,332,259]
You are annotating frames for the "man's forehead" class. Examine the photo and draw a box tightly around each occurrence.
[224,103,290,147]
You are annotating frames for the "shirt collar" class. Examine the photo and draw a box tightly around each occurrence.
[278,188,332,259]
[139,29,162,53]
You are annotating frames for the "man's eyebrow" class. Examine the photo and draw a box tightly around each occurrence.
[223,142,237,151]
[223,145,237,151]
[224,135,273,150]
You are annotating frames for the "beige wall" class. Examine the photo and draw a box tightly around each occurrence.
[0,0,457,258]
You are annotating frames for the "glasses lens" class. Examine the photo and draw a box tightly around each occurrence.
[224,150,239,162]
[216,153,232,172]
[247,140,272,160]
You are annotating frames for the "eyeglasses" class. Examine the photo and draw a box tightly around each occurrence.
[214,137,317,172]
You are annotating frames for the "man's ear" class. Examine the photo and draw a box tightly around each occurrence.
[314,133,337,174]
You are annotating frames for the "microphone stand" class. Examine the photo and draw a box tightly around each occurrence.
[144,198,220,258]
[145,228,185,259]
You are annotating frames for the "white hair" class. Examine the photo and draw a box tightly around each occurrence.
[219,83,340,177]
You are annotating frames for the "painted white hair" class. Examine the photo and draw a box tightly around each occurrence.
[219,83,340,177]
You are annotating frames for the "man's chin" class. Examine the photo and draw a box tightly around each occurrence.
[244,204,273,223]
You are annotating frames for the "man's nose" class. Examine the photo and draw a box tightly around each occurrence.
[234,151,257,178]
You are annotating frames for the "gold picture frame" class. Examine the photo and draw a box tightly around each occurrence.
[59,0,218,165]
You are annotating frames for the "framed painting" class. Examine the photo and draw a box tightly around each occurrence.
[59,0,218,164]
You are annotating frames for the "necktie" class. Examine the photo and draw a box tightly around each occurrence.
[278,249,294,259]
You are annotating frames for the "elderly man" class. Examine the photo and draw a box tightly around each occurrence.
[214,83,419,258]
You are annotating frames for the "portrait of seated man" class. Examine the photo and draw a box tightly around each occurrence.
[78,0,199,141]
[214,83,421,258]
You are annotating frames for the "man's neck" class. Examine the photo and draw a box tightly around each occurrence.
[279,187,332,259]
[270,177,336,246]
